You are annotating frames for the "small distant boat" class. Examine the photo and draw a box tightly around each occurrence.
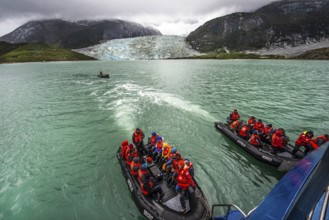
[97,73,109,78]
[211,142,329,220]
[214,122,303,171]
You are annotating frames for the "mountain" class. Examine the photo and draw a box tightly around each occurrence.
[0,42,95,63]
[0,19,161,49]
[186,0,329,52]
[74,35,201,60]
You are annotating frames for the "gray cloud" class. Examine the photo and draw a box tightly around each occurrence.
[0,0,276,36]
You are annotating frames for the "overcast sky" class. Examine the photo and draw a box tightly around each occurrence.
[0,0,276,37]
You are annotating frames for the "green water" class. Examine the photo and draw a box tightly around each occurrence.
[0,60,328,220]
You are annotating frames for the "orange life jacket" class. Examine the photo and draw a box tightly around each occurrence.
[253,122,265,133]
[130,161,141,176]
[295,131,312,146]
[133,130,143,143]
[141,179,154,195]
[264,126,273,135]
[239,125,250,137]
[150,136,157,145]
[248,118,256,125]
[121,140,129,158]
[230,112,240,121]
[230,120,241,130]
[125,150,137,166]
[272,133,284,149]
[177,168,195,189]
[138,169,149,183]
[249,134,261,146]
[310,135,328,149]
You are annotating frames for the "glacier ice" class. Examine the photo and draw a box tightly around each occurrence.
[74,35,201,60]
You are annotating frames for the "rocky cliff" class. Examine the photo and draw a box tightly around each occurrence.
[186,0,329,52]
[0,19,161,49]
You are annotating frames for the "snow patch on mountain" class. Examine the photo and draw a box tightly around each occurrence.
[74,35,201,60]
[249,39,329,57]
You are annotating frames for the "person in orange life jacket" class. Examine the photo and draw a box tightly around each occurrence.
[227,109,240,124]
[159,143,172,170]
[262,124,273,143]
[270,130,285,154]
[146,132,158,153]
[130,157,141,177]
[125,144,137,166]
[132,128,146,154]
[239,123,251,140]
[166,153,183,187]
[139,163,164,201]
[309,134,329,150]
[121,140,129,159]
[175,160,195,213]
[184,159,194,177]
[229,120,243,134]
[248,116,256,127]
[248,130,262,147]
[252,119,265,135]
[153,136,163,162]
[293,130,314,156]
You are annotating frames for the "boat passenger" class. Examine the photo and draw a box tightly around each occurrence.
[159,143,172,170]
[149,132,158,147]
[248,130,262,147]
[176,160,195,213]
[310,134,329,150]
[125,144,138,166]
[229,120,243,134]
[293,130,314,156]
[239,124,251,139]
[248,116,256,127]
[227,109,240,124]
[153,137,163,162]
[164,147,177,171]
[132,128,145,155]
[271,130,285,154]
[184,159,194,177]
[130,157,141,177]
[99,71,103,76]
[262,124,273,142]
[166,153,183,187]
[139,163,164,201]
[252,119,265,134]
[121,139,129,159]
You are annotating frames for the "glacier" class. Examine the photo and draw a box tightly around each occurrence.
[74,35,202,60]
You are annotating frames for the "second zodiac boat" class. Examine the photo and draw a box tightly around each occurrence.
[214,122,303,171]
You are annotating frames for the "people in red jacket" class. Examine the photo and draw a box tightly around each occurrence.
[138,163,164,200]
[227,109,240,124]
[252,119,265,134]
[125,144,137,166]
[121,140,129,159]
[293,130,314,155]
[132,128,146,155]
[176,160,195,213]
[262,124,273,143]
[310,134,329,150]
[247,116,256,127]
[239,124,251,139]
[130,157,141,176]
[249,130,262,147]
[271,130,285,154]
[230,120,243,133]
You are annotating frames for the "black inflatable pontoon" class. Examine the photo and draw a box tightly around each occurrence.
[214,122,303,171]
[117,146,211,220]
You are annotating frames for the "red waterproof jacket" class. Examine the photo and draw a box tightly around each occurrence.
[272,131,284,149]
[177,167,195,189]
[295,131,312,147]
[249,134,261,146]
[253,122,265,133]
[239,125,250,137]
[310,135,328,149]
